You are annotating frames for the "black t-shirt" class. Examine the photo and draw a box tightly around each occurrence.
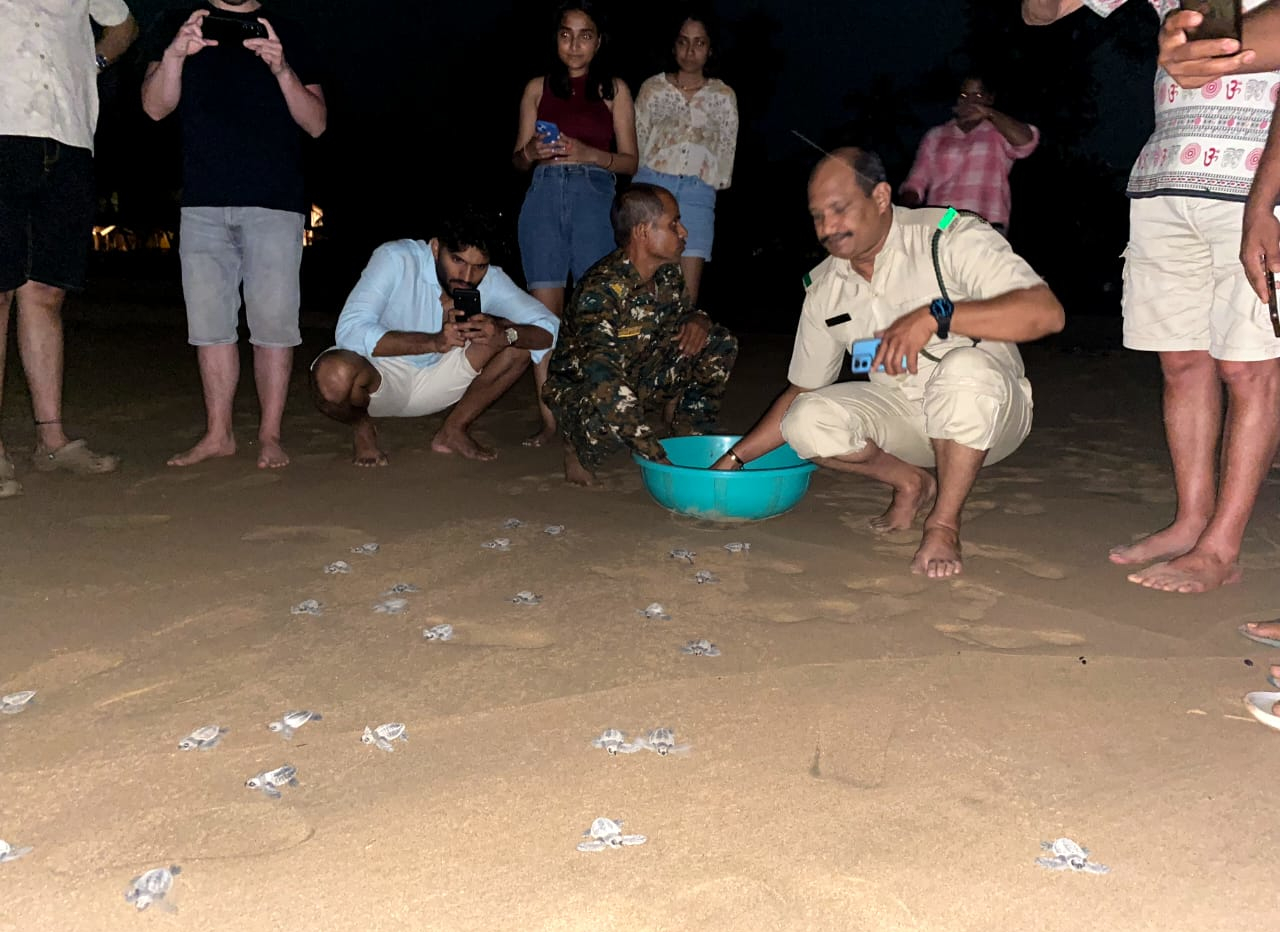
[142,4,321,212]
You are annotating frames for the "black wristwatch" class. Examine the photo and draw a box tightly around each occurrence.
[929,297,954,340]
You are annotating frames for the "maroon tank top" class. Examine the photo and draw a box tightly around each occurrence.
[536,75,615,153]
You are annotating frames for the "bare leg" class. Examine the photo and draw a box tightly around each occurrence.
[562,442,596,486]
[432,346,531,460]
[1128,358,1280,593]
[310,349,385,467]
[911,439,988,579]
[524,286,564,447]
[15,281,72,454]
[0,288,11,465]
[169,343,239,466]
[814,442,936,532]
[1110,350,1219,565]
[253,344,292,469]
[679,255,705,307]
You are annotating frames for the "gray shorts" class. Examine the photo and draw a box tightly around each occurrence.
[179,206,304,348]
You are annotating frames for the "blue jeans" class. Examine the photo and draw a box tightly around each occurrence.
[632,167,717,260]
[517,163,616,289]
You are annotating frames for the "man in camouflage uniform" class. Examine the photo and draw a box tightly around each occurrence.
[544,184,738,486]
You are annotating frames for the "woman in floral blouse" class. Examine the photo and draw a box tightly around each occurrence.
[633,8,738,305]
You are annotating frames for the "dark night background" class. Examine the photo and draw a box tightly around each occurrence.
[88,0,1163,338]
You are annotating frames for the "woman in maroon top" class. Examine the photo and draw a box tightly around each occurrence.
[512,0,638,447]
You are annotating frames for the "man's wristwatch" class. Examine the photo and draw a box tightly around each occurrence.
[504,326,518,345]
[95,53,109,71]
[929,297,954,340]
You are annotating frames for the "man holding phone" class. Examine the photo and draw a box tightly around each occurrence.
[140,0,325,470]
[311,215,559,465]
[1026,0,1280,595]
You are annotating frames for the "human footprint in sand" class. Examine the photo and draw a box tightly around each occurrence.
[713,148,1064,578]
[310,214,558,465]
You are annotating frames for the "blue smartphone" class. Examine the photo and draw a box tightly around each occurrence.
[534,120,560,145]
[850,337,908,374]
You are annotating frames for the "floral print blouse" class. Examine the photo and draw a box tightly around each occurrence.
[634,74,738,191]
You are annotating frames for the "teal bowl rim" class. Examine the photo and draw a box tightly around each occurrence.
[630,437,818,479]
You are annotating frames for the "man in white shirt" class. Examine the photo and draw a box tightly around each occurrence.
[0,0,138,499]
[312,214,559,465]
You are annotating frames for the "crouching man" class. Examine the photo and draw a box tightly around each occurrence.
[715,148,1064,578]
[311,215,558,464]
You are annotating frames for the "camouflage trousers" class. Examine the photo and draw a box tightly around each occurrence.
[545,324,738,470]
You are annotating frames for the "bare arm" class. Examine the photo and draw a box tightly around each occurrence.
[513,78,562,170]
[985,109,1035,147]
[245,18,325,137]
[371,329,458,357]
[1022,0,1086,25]
[140,10,210,120]
[96,13,138,65]
[1240,112,1280,300]
[604,80,639,175]
[709,384,809,469]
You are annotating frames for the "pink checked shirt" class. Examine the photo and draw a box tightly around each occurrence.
[900,120,1040,227]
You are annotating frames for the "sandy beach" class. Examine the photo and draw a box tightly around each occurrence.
[1,303,1278,931]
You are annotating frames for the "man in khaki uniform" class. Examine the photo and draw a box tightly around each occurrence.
[715,148,1065,578]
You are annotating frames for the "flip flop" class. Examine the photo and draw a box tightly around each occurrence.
[31,439,119,476]
[1237,622,1280,649]
[1244,691,1280,732]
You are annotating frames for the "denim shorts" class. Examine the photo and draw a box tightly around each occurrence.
[518,163,616,290]
[0,136,94,292]
[179,206,304,348]
[632,167,717,261]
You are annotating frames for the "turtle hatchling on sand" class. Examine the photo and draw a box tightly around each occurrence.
[509,590,542,605]
[501,517,525,529]
[124,865,181,911]
[723,542,751,553]
[362,723,408,752]
[668,548,696,564]
[481,537,512,552]
[637,602,671,621]
[591,728,642,755]
[681,639,721,656]
[0,840,33,863]
[350,542,380,555]
[323,560,351,574]
[1035,838,1110,874]
[290,599,323,616]
[0,690,36,714]
[373,598,409,614]
[384,583,420,595]
[423,623,454,641]
[245,764,299,799]
[267,710,322,740]
[636,727,690,756]
[177,724,226,750]
[693,570,719,585]
[544,524,565,536]
[577,817,647,852]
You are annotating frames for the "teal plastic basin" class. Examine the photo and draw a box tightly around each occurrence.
[633,435,818,521]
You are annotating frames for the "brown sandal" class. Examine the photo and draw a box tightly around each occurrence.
[32,439,119,475]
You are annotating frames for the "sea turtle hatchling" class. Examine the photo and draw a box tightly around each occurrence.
[0,840,33,863]
[481,537,512,552]
[350,542,380,555]
[0,690,36,714]
[245,764,299,799]
[124,865,181,911]
[591,728,642,755]
[423,623,454,641]
[693,570,719,584]
[290,599,323,616]
[177,724,226,750]
[635,727,691,756]
[668,548,696,564]
[637,602,671,621]
[543,524,565,536]
[509,590,542,605]
[323,560,352,574]
[267,710,322,740]
[384,583,420,595]
[577,817,647,852]
[1035,838,1110,874]
[681,639,721,656]
[501,517,525,529]
[373,598,409,614]
[723,542,751,553]
[362,723,408,752]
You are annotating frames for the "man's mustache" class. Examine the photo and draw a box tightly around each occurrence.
[820,232,850,249]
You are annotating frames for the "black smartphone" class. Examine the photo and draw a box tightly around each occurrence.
[453,287,482,319]
[1181,0,1242,42]
[1267,269,1280,338]
[201,12,268,45]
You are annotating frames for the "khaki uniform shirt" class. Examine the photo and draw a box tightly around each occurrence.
[788,206,1045,403]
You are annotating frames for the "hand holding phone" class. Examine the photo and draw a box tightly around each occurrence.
[1181,0,1241,41]
[453,287,482,320]
[1267,270,1280,338]
[535,120,561,145]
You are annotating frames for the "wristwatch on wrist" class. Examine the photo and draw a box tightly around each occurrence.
[504,326,518,345]
[95,53,109,71]
[929,297,954,340]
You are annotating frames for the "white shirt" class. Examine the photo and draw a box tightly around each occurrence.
[0,0,131,152]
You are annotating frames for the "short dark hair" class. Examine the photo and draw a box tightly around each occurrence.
[811,147,887,197]
[611,184,669,246]
[436,212,498,259]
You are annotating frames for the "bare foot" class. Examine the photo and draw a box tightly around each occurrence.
[563,445,596,486]
[870,469,936,532]
[168,433,235,467]
[1126,549,1242,593]
[910,524,962,578]
[1242,621,1280,643]
[257,437,290,469]
[1108,522,1204,566]
[431,427,496,461]
[523,425,558,448]
[351,422,387,467]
